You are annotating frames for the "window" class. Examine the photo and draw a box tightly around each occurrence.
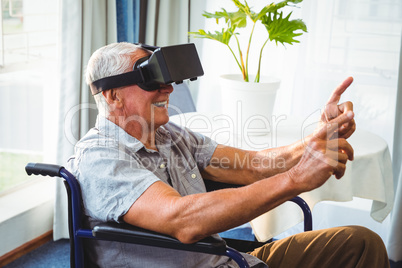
[0,0,59,194]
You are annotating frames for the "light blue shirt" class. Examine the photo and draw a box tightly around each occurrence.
[67,115,266,268]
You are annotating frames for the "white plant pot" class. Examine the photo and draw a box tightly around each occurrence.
[220,74,280,135]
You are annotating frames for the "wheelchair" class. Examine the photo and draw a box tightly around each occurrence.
[25,162,312,268]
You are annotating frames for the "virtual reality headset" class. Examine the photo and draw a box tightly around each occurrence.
[90,43,204,95]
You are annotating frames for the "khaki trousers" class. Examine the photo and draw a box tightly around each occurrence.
[249,226,390,268]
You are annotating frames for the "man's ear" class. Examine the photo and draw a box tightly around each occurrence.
[102,89,123,108]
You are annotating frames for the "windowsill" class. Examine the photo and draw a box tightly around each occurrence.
[0,178,55,256]
[0,178,54,223]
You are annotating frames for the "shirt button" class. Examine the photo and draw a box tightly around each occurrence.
[191,173,197,179]
[160,163,166,169]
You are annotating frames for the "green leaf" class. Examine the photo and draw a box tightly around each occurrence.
[287,0,303,4]
[203,9,229,23]
[255,5,270,21]
[188,28,234,46]
[261,11,307,46]
[232,0,258,22]
[228,10,248,28]
[265,0,303,13]
[266,1,288,13]
[202,9,247,29]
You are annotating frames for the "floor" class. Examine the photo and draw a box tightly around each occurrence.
[4,239,70,268]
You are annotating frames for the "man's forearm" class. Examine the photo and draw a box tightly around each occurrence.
[203,138,310,185]
[255,137,310,179]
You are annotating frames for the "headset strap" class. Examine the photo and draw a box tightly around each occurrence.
[90,69,144,95]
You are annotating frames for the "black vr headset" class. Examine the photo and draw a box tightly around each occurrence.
[90,43,204,95]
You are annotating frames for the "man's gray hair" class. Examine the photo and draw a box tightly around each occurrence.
[86,42,145,116]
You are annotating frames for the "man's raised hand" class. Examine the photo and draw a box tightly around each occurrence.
[320,77,356,139]
[290,111,355,192]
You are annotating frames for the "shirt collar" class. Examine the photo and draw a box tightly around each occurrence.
[95,115,171,153]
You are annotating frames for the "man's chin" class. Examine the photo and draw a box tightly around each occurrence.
[154,114,170,128]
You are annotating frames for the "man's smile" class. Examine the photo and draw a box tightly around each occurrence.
[152,100,168,108]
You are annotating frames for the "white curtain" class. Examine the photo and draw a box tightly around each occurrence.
[144,0,190,46]
[387,33,402,263]
[53,0,117,240]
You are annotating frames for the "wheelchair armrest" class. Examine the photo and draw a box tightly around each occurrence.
[93,222,227,255]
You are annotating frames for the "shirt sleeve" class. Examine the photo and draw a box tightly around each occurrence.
[74,145,160,223]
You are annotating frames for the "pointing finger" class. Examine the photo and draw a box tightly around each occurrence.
[326,77,354,105]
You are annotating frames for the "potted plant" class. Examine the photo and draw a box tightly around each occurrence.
[190,0,307,135]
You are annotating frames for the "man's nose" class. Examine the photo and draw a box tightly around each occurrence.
[159,84,174,94]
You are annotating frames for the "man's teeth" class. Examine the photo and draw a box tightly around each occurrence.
[153,101,167,107]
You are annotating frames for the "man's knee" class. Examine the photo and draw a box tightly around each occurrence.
[338,225,389,267]
[340,225,383,247]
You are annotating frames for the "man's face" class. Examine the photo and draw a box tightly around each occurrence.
[117,50,174,131]
[119,83,173,131]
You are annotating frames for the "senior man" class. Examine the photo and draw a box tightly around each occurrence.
[67,42,389,268]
